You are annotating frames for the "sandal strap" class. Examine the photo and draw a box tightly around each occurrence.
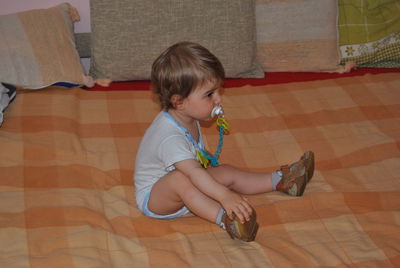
[280,164,290,175]
[279,164,297,189]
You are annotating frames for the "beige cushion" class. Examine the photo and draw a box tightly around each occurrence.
[256,0,342,72]
[89,0,264,81]
[0,3,91,89]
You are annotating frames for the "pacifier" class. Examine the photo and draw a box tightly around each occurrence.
[211,105,224,118]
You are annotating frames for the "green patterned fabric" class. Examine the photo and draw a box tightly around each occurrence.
[338,0,400,68]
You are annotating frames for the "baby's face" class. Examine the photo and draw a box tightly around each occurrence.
[182,80,222,121]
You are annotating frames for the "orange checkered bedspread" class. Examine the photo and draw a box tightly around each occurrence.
[1,73,399,267]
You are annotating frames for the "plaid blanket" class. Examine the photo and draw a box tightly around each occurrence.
[1,73,399,267]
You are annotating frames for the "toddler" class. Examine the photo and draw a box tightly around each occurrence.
[134,42,314,241]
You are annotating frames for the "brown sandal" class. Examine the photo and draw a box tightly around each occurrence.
[223,207,259,242]
[277,151,314,196]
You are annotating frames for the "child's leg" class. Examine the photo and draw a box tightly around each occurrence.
[147,170,259,242]
[148,170,222,223]
[208,151,315,197]
[206,165,273,195]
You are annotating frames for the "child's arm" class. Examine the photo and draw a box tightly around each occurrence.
[175,159,252,223]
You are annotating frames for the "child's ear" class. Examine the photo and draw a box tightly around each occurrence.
[170,94,184,109]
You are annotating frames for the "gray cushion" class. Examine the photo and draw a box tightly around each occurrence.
[89,0,263,81]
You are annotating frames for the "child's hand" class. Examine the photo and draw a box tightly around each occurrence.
[220,191,253,224]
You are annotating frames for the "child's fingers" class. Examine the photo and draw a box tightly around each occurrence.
[241,196,253,217]
[226,209,234,220]
[235,203,251,223]
[223,195,252,222]
[233,210,246,224]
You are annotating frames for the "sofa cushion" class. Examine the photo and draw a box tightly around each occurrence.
[256,0,342,72]
[0,3,91,89]
[89,0,263,81]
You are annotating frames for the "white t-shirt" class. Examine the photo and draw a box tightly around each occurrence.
[134,111,204,210]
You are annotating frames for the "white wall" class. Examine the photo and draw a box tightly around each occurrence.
[0,0,91,33]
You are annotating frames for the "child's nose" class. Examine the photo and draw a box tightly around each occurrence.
[214,92,222,104]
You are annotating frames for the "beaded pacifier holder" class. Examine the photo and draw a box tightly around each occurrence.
[197,105,229,168]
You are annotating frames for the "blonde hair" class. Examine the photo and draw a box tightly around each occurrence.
[151,42,225,109]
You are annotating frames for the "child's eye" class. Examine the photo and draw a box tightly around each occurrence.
[207,91,214,98]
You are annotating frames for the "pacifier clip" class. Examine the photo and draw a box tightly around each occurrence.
[199,105,229,168]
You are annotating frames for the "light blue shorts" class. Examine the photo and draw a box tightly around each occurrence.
[141,191,190,219]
